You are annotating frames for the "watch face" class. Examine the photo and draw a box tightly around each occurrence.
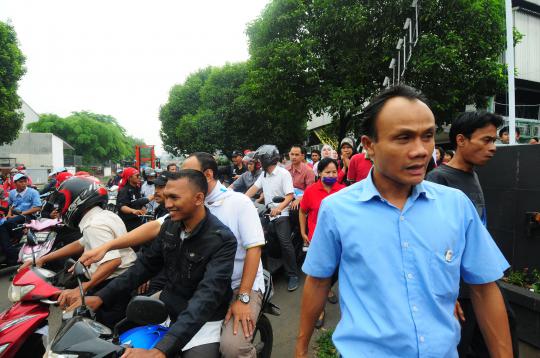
[239,294,250,303]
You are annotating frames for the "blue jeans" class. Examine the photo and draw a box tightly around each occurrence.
[0,215,25,263]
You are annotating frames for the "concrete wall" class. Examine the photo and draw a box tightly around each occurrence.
[20,100,40,132]
[0,133,53,169]
[51,135,65,169]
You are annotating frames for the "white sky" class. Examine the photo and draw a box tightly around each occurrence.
[0,0,270,155]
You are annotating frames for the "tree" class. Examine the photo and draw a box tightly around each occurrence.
[27,111,144,164]
[246,0,507,141]
[0,21,26,145]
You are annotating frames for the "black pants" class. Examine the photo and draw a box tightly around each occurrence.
[90,278,131,329]
[457,296,519,357]
[273,216,298,278]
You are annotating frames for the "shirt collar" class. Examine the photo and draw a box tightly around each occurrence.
[79,206,102,231]
[206,181,231,206]
[358,169,435,202]
[16,188,28,197]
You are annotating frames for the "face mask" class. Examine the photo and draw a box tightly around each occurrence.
[322,177,337,186]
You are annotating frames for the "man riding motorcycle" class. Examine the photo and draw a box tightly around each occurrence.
[19,176,137,327]
[68,170,238,358]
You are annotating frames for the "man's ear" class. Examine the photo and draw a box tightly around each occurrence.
[203,169,213,182]
[361,135,375,159]
[456,134,467,147]
[195,192,205,206]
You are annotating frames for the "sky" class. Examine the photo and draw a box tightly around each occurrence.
[0,0,270,155]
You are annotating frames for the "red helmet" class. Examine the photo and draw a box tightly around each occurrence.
[55,172,74,188]
[49,177,108,229]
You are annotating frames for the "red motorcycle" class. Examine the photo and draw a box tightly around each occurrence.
[0,233,74,358]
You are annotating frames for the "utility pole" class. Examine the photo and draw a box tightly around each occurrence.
[505,0,516,144]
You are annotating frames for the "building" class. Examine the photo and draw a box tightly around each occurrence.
[495,0,540,140]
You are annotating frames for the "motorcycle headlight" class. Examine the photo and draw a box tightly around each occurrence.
[82,318,112,336]
[8,284,35,303]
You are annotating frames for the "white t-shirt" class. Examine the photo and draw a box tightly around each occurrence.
[254,165,295,217]
[206,182,266,293]
[78,206,137,278]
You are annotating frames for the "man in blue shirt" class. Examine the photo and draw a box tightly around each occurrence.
[295,85,512,358]
[0,173,41,266]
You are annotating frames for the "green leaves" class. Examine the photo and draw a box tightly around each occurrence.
[27,111,144,164]
[0,21,26,145]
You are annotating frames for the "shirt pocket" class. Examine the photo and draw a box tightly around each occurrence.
[181,251,205,286]
[429,249,461,300]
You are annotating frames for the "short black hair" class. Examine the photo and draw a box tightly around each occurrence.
[166,163,177,171]
[189,152,218,179]
[311,149,321,156]
[360,84,429,140]
[167,169,208,197]
[499,126,521,137]
[290,144,305,153]
[317,157,339,174]
[449,111,503,147]
[445,150,454,159]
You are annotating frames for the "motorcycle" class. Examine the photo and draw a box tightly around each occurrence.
[16,218,62,267]
[260,196,305,275]
[0,237,76,358]
[118,269,280,358]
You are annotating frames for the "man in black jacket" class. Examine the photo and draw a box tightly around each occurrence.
[117,167,154,232]
[68,169,237,358]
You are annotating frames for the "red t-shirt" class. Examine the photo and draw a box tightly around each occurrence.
[300,180,345,241]
[347,153,372,183]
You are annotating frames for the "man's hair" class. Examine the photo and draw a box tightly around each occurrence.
[449,111,504,147]
[360,84,429,140]
[499,126,521,137]
[167,169,208,197]
[311,149,321,156]
[290,144,305,153]
[189,152,218,179]
[166,163,176,171]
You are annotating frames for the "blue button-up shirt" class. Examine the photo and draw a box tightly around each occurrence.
[8,187,41,213]
[303,172,509,358]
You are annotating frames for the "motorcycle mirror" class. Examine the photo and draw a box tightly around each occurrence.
[272,196,285,203]
[73,261,91,283]
[126,296,168,325]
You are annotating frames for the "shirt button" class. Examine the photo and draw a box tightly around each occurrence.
[412,305,418,312]
[419,336,425,343]
[400,216,405,221]
[402,242,409,248]
[407,273,413,279]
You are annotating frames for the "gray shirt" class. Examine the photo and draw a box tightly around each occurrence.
[232,169,262,194]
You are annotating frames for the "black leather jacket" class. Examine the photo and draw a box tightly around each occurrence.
[97,210,237,356]
[116,183,149,229]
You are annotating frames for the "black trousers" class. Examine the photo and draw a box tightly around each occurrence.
[273,216,298,278]
[457,296,519,357]
[90,278,131,329]
[0,215,25,263]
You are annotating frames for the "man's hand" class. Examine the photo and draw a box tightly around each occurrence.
[58,288,83,309]
[225,300,255,338]
[79,245,109,267]
[18,257,44,271]
[147,194,155,202]
[66,295,103,312]
[341,155,350,169]
[138,281,150,295]
[133,209,145,216]
[454,300,465,322]
[295,342,309,358]
[270,208,281,217]
[121,348,166,358]
[290,198,301,211]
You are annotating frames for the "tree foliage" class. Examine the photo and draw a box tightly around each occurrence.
[0,21,26,145]
[159,63,306,155]
[246,0,506,140]
[27,111,144,164]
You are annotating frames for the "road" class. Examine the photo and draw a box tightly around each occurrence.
[0,266,338,357]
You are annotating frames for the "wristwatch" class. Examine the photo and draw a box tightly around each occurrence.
[236,292,250,304]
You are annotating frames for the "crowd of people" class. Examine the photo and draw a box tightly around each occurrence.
[3,83,535,357]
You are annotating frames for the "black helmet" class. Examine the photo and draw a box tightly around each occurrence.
[49,177,108,229]
[254,145,280,170]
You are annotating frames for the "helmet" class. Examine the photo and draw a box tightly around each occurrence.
[254,145,280,170]
[243,152,256,163]
[49,177,108,229]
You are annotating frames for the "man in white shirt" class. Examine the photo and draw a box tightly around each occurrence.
[245,145,299,291]
[20,177,136,327]
[182,152,265,358]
